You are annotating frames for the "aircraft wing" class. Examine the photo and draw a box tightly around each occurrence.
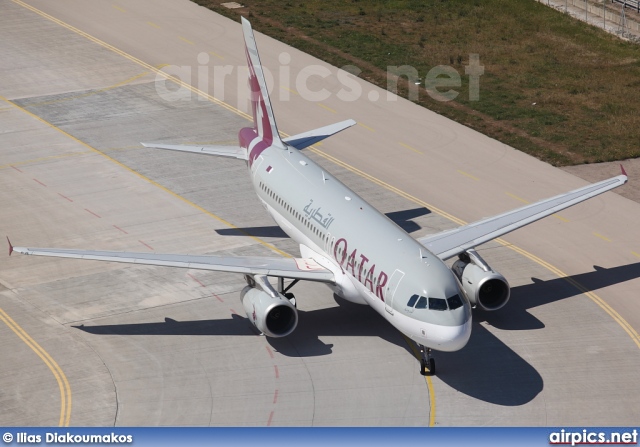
[418,168,627,261]
[140,142,247,160]
[8,244,335,283]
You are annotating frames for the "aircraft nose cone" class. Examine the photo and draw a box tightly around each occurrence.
[436,317,472,352]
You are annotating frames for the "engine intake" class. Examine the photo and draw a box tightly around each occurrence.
[240,286,298,337]
[451,249,510,311]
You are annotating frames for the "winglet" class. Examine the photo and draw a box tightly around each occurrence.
[7,237,13,256]
[621,164,627,177]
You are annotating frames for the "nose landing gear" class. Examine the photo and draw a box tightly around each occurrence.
[419,345,435,376]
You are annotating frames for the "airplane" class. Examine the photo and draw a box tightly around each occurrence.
[7,17,628,375]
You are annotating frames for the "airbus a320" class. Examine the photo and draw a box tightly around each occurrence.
[8,18,628,375]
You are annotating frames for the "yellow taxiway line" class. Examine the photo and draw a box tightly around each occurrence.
[0,308,71,426]
[0,95,288,259]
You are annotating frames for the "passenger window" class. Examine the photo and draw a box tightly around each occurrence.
[415,296,428,309]
[447,294,463,310]
[429,297,448,311]
[407,295,418,307]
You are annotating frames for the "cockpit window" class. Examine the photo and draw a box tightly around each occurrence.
[429,297,448,311]
[415,296,428,309]
[447,294,463,310]
[407,295,419,307]
[409,295,453,311]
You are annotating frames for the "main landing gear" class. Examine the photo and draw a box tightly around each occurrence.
[419,345,436,376]
[278,277,297,308]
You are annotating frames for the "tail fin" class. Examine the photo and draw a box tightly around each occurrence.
[241,17,284,148]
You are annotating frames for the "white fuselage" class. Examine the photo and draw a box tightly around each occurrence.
[245,133,472,352]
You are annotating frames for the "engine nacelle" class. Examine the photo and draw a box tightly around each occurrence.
[240,286,298,337]
[451,250,510,311]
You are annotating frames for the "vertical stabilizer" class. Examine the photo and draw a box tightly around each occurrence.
[241,17,284,148]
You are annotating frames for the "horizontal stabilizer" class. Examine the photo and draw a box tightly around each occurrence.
[141,142,247,160]
[283,119,357,150]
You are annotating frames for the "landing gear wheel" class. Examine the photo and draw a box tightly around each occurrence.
[429,358,436,376]
[284,292,296,308]
[420,359,428,376]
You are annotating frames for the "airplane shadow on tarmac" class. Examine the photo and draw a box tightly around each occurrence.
[214,207,431,238]
[73,295,414,358]
[437,261,640,405]
[73,262,640,407]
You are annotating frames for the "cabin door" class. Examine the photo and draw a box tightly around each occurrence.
[384,269,405,315]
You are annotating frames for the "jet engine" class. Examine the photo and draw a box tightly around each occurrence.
[451,249,510,311]
[240,286,298,337]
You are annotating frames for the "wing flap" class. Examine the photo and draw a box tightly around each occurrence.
[11,246,335,283]
[419,171,627,260]
[141,143,247,160]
